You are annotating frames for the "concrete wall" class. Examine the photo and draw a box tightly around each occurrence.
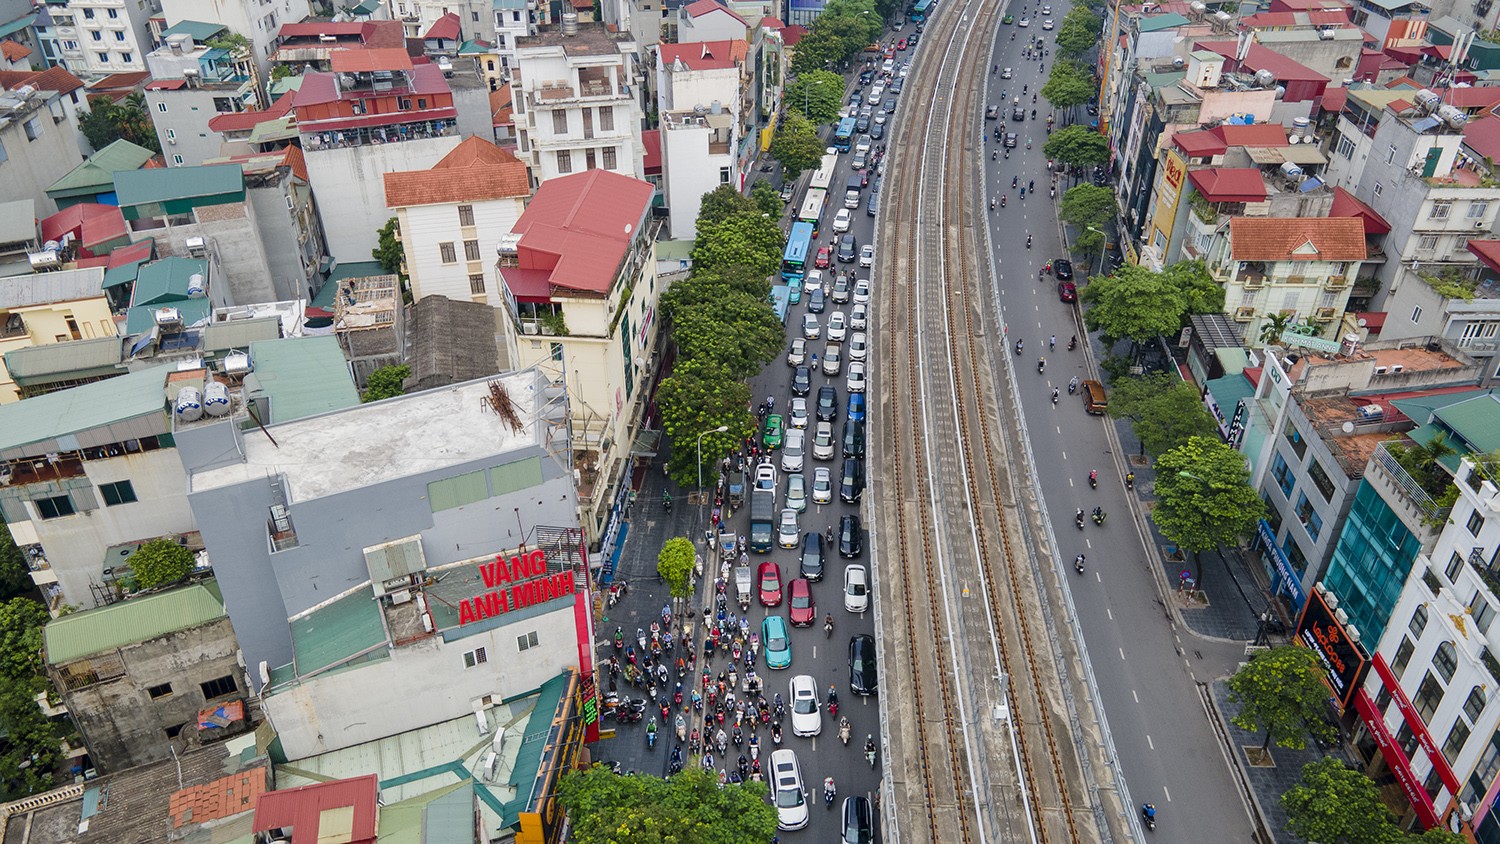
[1259,399,1361,593]
[70,0,157,77]
[0,106,83,218]
[247,182,313,303]
[1252,30,1363,83]
[58,616,244,772]
[0,297,118,402]
[143,205,271,306]
[146,87,233,169]
[661,121,726,240]
[304,135,463,263]
[399,195,526,309]
[676,10,746,44]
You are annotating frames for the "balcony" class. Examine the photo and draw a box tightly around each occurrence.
[1370,440,1451,532]
[302,119,457,151]
[532,81,624,104]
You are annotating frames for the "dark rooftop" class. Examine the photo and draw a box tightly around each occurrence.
[404,295,507,392]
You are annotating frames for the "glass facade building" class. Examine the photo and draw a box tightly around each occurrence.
[1322,479,1424,644]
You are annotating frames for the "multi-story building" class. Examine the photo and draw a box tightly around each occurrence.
[0,63,90,153]
[677,0,749,42]
[0,84,85,217]
[31,2,87,73]
[158,0,312,78]
[202,145,327,303]
[496,169,660,543]
[0,265,120,402]
[143,24,260,167]
[490,0,539,77]
[266,18,407,75]
[657,39,743,239]
[64,0,161,79]
[388,0,495,43]
[513,21,644,187]
[383,135,530,309]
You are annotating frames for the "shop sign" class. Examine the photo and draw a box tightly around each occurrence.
[459,549,576,625]
[1296,587,1368,708]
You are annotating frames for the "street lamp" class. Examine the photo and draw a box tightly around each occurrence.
[1086,225,1107,280]
[697,425,730,515]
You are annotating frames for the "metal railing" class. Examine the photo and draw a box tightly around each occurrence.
[1371,441,1450,523]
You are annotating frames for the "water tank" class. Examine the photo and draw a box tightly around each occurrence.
[1280,161,1304,178]
[1254,69,1276,88]
[561,12,578,35]
[154,307,182,327]
[1190,1,1206,11]
[1437,104,1468,129]
[223,351,252,375]
[186,273,206,298]
[202,382,231,416]
[1215,10,1232,22]
[1339,333,1360,358]
[1413,89,1442,114]
[1292,116,1311,137]
[175,387,204,423]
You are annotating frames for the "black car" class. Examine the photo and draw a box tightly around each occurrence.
[908,32,920,46]
[855,115,871,133]
[841,419,865,458]
[839,514,863,558]
[839,457,864,503]
[791,366,812,396]
[891,78,904,95]
[870,122,885,140]
[859,70,874,84]
[1004,132,1018,148]
[836,234,857,263]
[808,286,826,313]
[1053,258,1074,280]
[800,532,825,582]
[816,385,839,422]
[883,97,896,112]
[849,634,878,695]
[1012,106,1026,121]
[842,796,873,844]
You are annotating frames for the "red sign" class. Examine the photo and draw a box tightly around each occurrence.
[1295,588,1369,708]
[1372,653,1462,797]
[1353,688,1439,828]
[458,549,576,625]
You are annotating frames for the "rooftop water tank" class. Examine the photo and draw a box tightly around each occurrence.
[1413,89,1442,114]
[1254,69,1276,87]
[155,307,182,327]
[187,273,206,298]
[1437,104,1468,129]
[175,387,203,423]
[203,382,231,416]
[223,351,252,375]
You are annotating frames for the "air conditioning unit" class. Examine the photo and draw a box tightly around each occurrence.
[1391,364,1404,373]
[1374,366,1388,375]
[185,236,207,256]
[1234,306,1255,321]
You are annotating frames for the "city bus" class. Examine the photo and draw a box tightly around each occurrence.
[797,188,827,228]
[833,117,858,152]
[911,0,932,21]
[771,285,791,325]
[809,153,839,193]
[782,221,815,295]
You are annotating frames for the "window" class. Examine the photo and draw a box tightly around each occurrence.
[1471,201,1490,219]
[1284,426,1308,460]
[1373,183,1383,197]
[1431,200,1453,220]
[1271,453,1295,498]
[1387,144,1397,164]
[1335,135,1355,159]
[1465,686,1487,722]
[96,52,109,64]
[120,52,132,64]
[557,149,572,173]
[212,96,235,113]
[23,117,41,141]
[165,723,184,739]
[199,675,236,698]
[0,138,6,164]
[1445,718,1471,764]
[113,30,124,40]
[602,147,617,169]
[458,204,475,226]
[1296,494,1323,541]
[107,8,119,18]
[517,630,539,650]
[552,110,568,134]
[463,647,488,668]
[99,480,137,506]
[1447,551,1465,582]
[156,101,167,113]
[473,10,480,20]
[172,154,183,165]
[585,148,596,170]
[35,495,74,519]
[1435,641,1458,683]
[469,274,485,295]
[1474,592,1497,634]
[1410,605,1429,638]
[1307,460,1336,502]
[599,107,614,131]
[439,242,456,263]
[1393,636,1415,676]
[464,239,480,261]
[1469,510,1486,536]
[147,683,173,700]
[1415,672,1445,722]
[1396,720,1421,756]
[166,128,176,141]
[82,8,94,17]
[91,30,102,41]
[720,166,731,184]
[1412,305,1424,324]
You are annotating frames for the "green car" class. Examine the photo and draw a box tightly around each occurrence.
[1002,14,1014,23]
[764,414,785,449]
[762,615,792,670]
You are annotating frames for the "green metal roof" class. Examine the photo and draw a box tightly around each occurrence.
[0,14,38,40]
[103,258,146,290]
[126,257,210,334]
[44,580,225,664]
[1138,12,1190,31]
[3,336,123,382]
[45,140,156,199]
[290,587,388,676]
[244,336,359,424]
[1431,394,1500,455]
[348,0,384,14]
[0,365,167,455]
[203,316,281,353]
[458,38,494,54]
[1204,372,1255,415]
[1390,390,1492,427]
[504,672,570,826]
[114,164,244,209]
[376,781,475,844]
[159,20,226,41]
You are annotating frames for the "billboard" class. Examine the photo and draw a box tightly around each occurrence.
[1295,586,1369,709]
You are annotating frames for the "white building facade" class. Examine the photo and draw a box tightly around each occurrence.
[656,42,742,240]
[159,0,312,74]
[64,0,160,78]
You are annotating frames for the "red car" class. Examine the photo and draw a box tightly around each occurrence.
[1058,281,1078,303]
[896,38,908,50]
[814,247,831,269]
[758,561,784,607]
[788,577,816,626]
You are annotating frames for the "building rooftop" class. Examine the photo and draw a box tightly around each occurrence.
[684,0,749,22]
[517,22,634,54]
[1187,167,1268,202]
[424,11,462,41]
[659,39,747,70]
[405,295,506,392]
[0,365,167,458]
[159,19,227,41]
[244,336,360,425]
[1330,186,1392,235]
[189,371,544,501]
[510,169,655,295]
[2,336,124,389]
[383,136,529,207]
[288,586,387,678]
[1175,123,1290,157]
[0,64,84,98]
[1462,113,1500,164]
[0,266,107,310]
[252,774,379,844]
[113,164,244,209]
[1229,217,1367,261]
[329,47,413,74]
[40,203,128,255]
[168,766,270,829]
[1298,394,1400,474]
[126,257,211,334]
[1194,39,1330,83]
[44,580,225,664]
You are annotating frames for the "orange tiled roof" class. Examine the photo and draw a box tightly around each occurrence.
[0,65,86,96]
[1229,217,1367,261]
[1,40,31,62]
[490,84,513,127]
[169,767,269,828]
[383,135,529,207]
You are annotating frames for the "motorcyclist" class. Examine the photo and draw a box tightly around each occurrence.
[1051,387,1060,404]
[824,613,835,636]
[824,777,837,805]
[1037,356,1046,372]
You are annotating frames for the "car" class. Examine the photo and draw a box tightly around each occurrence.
[787,337,807,367]
[844,564,869,612]
[816,386,839,422]
[758,561,784,607]
[1042,4,1052,13]
[848,92,863,108]
[985,104,1000,120]
[813,424,836,463]
[791,365,812,396]
[1002,13,1015,23]
[833,208,853,234]
[814,246,831,269]
[850,303,868,330]
[846,361,866,393]
[891,78,904,95]
[771,749,808,829]
[790,674,821,735]
[802,313,821,340]
[827,311,848,341]
[852,150,868,170]
[849,634,878,695]
[848,331,868,362]
[778,508,801,548]
[808,286,826,314]
[1012,104,1026,121]
[1002,66,1013,79]
[764,614,793,671]
[870,121,885,140]
[804,269,825,297]
[789,396,809,429]
[882,46,895,59]
[812,466,834,503]
[788,577,816,627]
[1058,280,1078,303]
[786,471,807,512]
[881,58,894,74]
[859,69,874,84]
[899,63,910,78]
[839,457,865,503]
[781,428,806,472]
[842,419,865,458]
[780,182,796,202]
[1042,18,1054,29]
[873,110,886,126]
[822,343,842,375]
[839,513,863,558]
[1004,132,1018,148]
[859,244,875,268]
[908,32,919,46]
[848,392,866,422]
[832,274,851,303]
[853,278,871,304]
[763,414,785,449]
[854,115,870,133]
[755,462,777,491]
[1054,258,1074,280]
[837,235,857,263]
[842,795,874,844]
[896,37,908,50]
[800,532,825,582]
[1019,16,1030,26]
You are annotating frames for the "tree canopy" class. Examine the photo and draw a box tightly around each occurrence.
[361,364,411,403]
[0,684,61,801]
[372,218,405,278]
[670,292,785,380]
[1042,125,1110,168]
[0,598,47,685]
[691,212,785,279]
[787,70,846,124]
[657,537,697,599]
[0,525,33,602]
[769,113,826,179]
[1151,436,1264,572]
[1042,61,1096,110]
[79,93,160,154]
[1056,8,1102,58]
[1081,261,1219,345]
[1282,758,1401,844]
[657,361,755,488]
[661,265,773,321]
[750,180,783,218]
[127,539,195,590]
[1229,646,1338,753]
[1105,372,1221,457]
[556,765,777,844]
[697,185,757,230]
[788,0,884,75]
[1058,185,1114,256]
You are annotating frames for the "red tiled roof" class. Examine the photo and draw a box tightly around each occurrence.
[642,128,661,175]
[85,71,151,102]
[277,21,366,38]
[40,204,127,254]
[490,84,513,128]
[1187,168,1267,202]
[1175,123,1288,156]
[146,79,188,91]
[1229,217,1367,261]
[1320,86,1348,113]
[1464,114,1500,164]
[1,40,31,62]
[1194,39,1330,83]
[759,16,785,28]
[169,767,268,829]
[1356,311,1386,332]
[779,25,807,47]
[383,136,529,207]
[1330,186,1391,235]
[1441,86,1500,111]
[0,65,85,96]
[208,92,296,133]
[1468,239,1500,274]
[252,775,378,844]
[684,0,748,24]
[659,39,747,70]
[1270,0,1351,11]
[330,47,413,73]
[424,12,461,41]
[1243,10,1351,26]
[510,170,656,296]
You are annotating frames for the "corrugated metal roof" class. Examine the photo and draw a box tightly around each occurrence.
[290,586,387,676]
[2,336,122,379]
[1432,394,1500,455]
[159,20,226,41]
[114,165,244,208]
[0,266,107,309]
[0,365,167,454]
[203,316,281,352]
[44,580,226,664]
[243,336,359,424]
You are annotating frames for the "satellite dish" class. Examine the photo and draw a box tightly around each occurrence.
[1341,422,1355,434]
[1357,318,1367,327]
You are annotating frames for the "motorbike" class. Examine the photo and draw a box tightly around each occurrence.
[663,493,672,513]
[864,737,878,768]
[1012,176,1019,188]
[674,683,684,707]
[1051,388,1059,405]
[733,727,744,748]
[669,747,683,774]
[647,721,658,750]
[1026,233,1032,247]
[1075,554,1086,575]
[1142,804,1157,831]
[839,716,852,745]
[1126,472,1136,490]
[637,627,647,653]
[613,626,625,650]
[675,713,687,742]
[1068,335,1078,351]
[829,698,839,718]
[1015,338,1024,355]
[1092,508,1107,526]
[771,722,783,745]
[749,734,760,761]
[1068,378,1078,395]
[1089,471,1097,489]
[1037,357,1046,373]
[1075,509,1085,530]
[824,778,837,809]
[1001,194,1007,207]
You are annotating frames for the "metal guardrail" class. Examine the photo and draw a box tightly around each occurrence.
[1371,441,1449,522]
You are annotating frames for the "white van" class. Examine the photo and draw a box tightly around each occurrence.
[771,749,809,830]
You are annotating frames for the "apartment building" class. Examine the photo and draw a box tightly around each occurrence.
[0,265,119,403]
[0,84,85,218]
[266,19,407,74]
[143,23,260,167]
[388,0,496,43]
[63,0,160,78]
[657,39,744,239]
[158,0,312,76]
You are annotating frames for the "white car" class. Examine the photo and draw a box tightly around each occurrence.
[812,466,834,502]
[850,303,868,330]
[789,396,809,429]
[833,208,853,233]
[859,244,875,268]
[771,749,809,830]
[1019,16,1030,26]
[822,343,842,376]
[1042,18,1054,29]
[844,564,869,613]
[831,275,851,303]
[846,361,866,393]
[804,269,825,297]
[790,674,822,737]
[786,472,807,512]
[853,278,871,304]
[777,507,801,548]
[788,337,807,367]
[848,331,868,362]
[1042,5,1052,13]
[874,110,887,125]
[802,313,820,340]
[812,424,835,463]
[781,429,806,473]
[1002,66,1013,79]
[756,462,777,490]
[827,311,848,342]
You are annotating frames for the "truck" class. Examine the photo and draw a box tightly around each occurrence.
[844,174,863,209]
[749,465,777,552]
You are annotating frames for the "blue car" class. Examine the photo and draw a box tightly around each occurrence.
[848,392,866,423]
[763,615,792,670]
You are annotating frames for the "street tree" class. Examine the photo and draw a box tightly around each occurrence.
[671,291,785,378]
[372,218,405,278]
[1080,263,1188,345]
[0,684,61,801]
[1042,124,1110,169]
[662,265,773,320]
[1167,259,1224,316]
[1281,757,1402,844]
[1152,436,1265,586]
[1258,311,1293,345]
[1042,61,1095,110]
[750,180,783,218]
[557,764,777,844]
[361,364,411,403]
[657,361,755,487]
[78,93,161,154]
[1229,646,1338,753]
[0,598,47,684]
[769,113,826,179]
[691,212,785,278]
[127,538,195,590]
[697,184,756,230]
[657,536,697,599]
[1058,185,1114,231]
[1105,372,1221,457]
[1056,9,1101,58]
[787,70,845,124]
[0,525,32,602]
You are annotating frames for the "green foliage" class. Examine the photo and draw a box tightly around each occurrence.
[556,764,777,844]
[787,70,845,124]
[0,684,61,801]
[661,265,772,322]
[361,364,411,403]
[1258,311,1292,345]
[1106,373,1221,458]
[1151,436,1264,558]
[1056,8,1102,57]
[658,361,755,488]
[750,180,783,218]
[1229,646,1339,753]
[270,64,292,81]
[1419,267,1479,302]
[788,0,883,75]
[1282,757,1402,844]
[1058,185,1114,230]
[0,598,47,684]
[1081,262,1216,345]
[79,93,161,154]
[0,525,33,602]
[372,217,405,278]
[1386,434,1459,501]
[697,185,756,230]
[206,31,252,54]
[671,293,785,379]
[1407,829,1470,844]
[692,212,784,279]
[657,537,697,598]
[127,539,194,590]
[769,113,825,179]
[1042,124,1109,168]
[1042,61,1096,110]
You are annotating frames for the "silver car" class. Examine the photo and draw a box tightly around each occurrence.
[789,397,809,429]
[850,303,868,331]
[802,313,820,340]
[848,331,868,362]
[788,337,807,367]
[832,275,851,303]
[812,466,834,503]
[822,343,842,376]
[786,472,807,512]
[812,422,835,462]
[778,508,801,548]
